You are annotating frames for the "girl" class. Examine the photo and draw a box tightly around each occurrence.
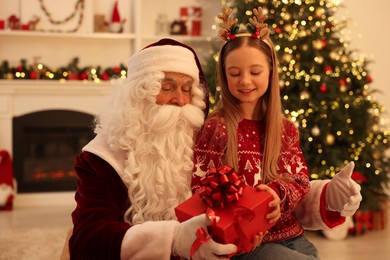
[192,7,319,259]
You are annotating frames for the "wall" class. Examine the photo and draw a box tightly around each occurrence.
[337,0,390,128]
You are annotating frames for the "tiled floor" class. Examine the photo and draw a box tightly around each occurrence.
[0,204,389,260]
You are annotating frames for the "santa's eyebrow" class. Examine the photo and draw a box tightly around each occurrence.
[162,76,175,82]
[162,77,194,85]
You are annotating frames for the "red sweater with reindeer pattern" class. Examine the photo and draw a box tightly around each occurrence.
[191,117,310,243]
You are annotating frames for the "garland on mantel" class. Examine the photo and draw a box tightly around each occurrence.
[0,58,127,82]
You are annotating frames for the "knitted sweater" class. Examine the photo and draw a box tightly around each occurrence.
[192,117,310,242]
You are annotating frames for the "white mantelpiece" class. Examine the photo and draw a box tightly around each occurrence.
[0,79,114,207]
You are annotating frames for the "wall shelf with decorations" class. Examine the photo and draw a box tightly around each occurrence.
[0,0,222,79]
[0,30,136,39]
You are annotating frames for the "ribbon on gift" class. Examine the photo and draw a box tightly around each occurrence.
[190,227,211,259]
[204,206,255,254]
[199,165,245,208]
[233,206,256,253]
[189,208,217,259]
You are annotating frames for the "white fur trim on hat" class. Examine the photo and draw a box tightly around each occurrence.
[127,45,199,85]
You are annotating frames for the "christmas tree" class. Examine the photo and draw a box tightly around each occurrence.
[203,0,390,212]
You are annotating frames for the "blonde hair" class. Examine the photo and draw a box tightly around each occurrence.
[211,35,286,183]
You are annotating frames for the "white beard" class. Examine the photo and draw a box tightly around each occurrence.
[123,103,205,224]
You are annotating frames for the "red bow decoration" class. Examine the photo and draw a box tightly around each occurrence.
[190,227,211,259]
[199,165,245,208]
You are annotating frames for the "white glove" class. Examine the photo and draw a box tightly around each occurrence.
[325,162,362,216]
[172,213,237,260]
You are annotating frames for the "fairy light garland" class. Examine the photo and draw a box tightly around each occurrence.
[38,0,85,32]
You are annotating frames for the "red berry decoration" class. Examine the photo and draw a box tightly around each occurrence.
[251,31,260,38]
[101,72,110,81]
[366,75,373,83]
[80,72,88,80]
[29,71,37,80]
[112,67,121,74]
[227,32,236,40]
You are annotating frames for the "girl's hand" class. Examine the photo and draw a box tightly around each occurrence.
[256,184,281,224]
[251,231,267,249]
[235,231,268,255]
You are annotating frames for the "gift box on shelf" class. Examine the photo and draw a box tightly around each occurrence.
[175,165,275,253]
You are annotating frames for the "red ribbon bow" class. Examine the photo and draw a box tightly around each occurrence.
[190,227,211,259]
[199,165,245,209]
[189,208,217,259]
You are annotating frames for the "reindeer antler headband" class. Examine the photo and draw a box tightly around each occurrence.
[217,6,270,42]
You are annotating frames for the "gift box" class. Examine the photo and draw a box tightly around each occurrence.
[175,184,275,253]
[349,210,373,235]
[372,201,388,231]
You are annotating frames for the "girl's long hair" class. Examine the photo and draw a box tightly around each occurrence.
[212,35,286,183]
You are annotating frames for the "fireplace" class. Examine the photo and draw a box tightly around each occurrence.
[13,109,95,193]
[0,80,112,206]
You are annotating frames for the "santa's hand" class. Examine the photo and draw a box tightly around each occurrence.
[325,162,362,216]
[172,213,237,260]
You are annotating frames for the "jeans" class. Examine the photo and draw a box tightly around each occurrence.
[231,235,320,260]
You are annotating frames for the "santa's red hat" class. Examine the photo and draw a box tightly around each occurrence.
[127,38,209,115]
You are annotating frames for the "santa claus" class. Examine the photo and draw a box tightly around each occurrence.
[69,38,237,259]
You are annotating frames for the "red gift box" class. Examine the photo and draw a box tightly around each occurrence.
[175,185,275,253]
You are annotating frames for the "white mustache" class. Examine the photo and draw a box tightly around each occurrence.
[148,104,204,133]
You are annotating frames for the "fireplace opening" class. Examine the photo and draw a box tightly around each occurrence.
[13,110,95,193]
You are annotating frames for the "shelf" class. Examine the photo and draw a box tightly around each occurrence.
[0,30,136,40]
[140,34,214,42]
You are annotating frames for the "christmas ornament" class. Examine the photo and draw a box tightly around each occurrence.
[28,15,40,31]
[339,79,347,92]
[366,75,373,83]
[191,7,202,36]
[8,15,20,30]
[326,134,335,145]
[110,0,126,33]
[319,84,328,93]
[155,13,170,35]
[94,14,108,32]
[170,20,187,35]
[311,125,320,137]
[275,27,282,34]
[324,65,333,74]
